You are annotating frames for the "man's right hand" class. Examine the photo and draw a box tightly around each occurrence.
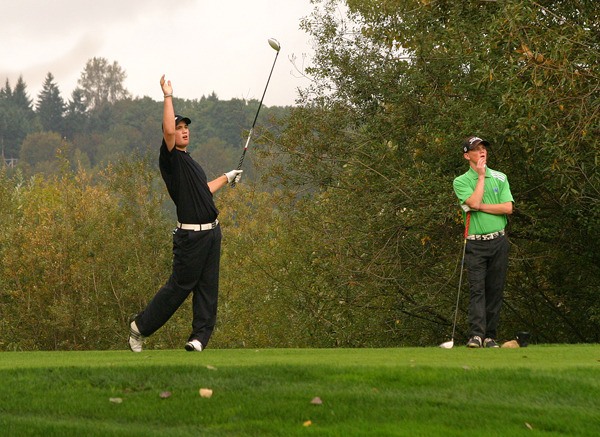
[160,74,173,97]
[476,157,486,176]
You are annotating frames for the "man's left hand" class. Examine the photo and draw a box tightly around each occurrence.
[224,170,243,184]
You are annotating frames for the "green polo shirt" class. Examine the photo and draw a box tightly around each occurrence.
[453,166,514,235]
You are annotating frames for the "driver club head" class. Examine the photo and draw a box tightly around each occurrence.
[439,339,454,349]
[268,38,281,52]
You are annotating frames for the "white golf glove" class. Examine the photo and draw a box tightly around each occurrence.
[224,169,243,184]
[460,204,472,212]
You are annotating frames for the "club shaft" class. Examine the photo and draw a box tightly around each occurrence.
[232,50,280,185]
[250,51,279,132]
[451,238,467,339]
[451,211,471,340]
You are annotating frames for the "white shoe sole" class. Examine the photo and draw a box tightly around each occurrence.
[185,340,203,352]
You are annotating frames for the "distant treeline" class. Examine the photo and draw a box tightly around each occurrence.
[0,58,289,179]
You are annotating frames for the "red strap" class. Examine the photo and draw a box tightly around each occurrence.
[464,212,471,239]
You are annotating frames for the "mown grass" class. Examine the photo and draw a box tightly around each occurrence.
[0,346,599,436]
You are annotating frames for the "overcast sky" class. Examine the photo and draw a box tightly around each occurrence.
[0,0,316,107]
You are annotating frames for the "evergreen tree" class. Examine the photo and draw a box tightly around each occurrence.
[0,79,12,99]
[0,77,35,158]
[63,88,89,141]
[13,76,34,115]
[0,100,8,158]
[0,80,11,157]
[36,73,65,133]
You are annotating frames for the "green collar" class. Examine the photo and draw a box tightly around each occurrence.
[467,166,490,179]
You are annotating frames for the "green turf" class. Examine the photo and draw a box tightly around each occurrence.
[0,346,599,436]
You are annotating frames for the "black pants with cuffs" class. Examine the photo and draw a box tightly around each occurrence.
[136,225,222,348]
[465,235,509,340]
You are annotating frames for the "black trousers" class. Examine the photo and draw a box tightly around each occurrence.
[136,225,222,347]
[465,235,509,339]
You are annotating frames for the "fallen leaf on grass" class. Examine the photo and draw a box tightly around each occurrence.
[206,365,217,371]
[159,391,172,399]
[109,397,123,404]
[199,388,213,398]
[525,422,533,430]
[310,397,323,405]
[303,420,312,427]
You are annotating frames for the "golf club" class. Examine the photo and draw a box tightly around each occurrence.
[231,38,281,187]
[440,211,471,349]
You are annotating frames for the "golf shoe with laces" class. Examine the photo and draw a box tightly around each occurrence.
[466,335,482,348]
[185,339,203,352]
[128,318,144,352]
[484,338,500,348]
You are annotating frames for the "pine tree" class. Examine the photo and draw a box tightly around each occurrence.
[13,76,34,114]
[36,73,65,133]
[63,88,89,141]
[0,79,12,99]
[0,77,35,158]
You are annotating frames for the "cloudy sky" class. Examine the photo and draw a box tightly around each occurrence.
[1,0,316,107]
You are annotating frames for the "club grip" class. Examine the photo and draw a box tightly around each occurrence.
[230,151,246,188]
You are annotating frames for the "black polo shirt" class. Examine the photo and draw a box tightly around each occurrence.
[159,140,219,224]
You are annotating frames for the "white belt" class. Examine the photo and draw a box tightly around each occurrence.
[467,229,505,241]
[177,219,219,231]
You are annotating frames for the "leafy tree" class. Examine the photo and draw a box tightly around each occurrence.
[0,159,171,350]
[111,97,161,154]
[259,0,599,344]
[36,73,65,133]
[190,137,237,180]
[96,124,144,166]
[87,101,114,134]
[77,57,130,110]
[18,131,70,176]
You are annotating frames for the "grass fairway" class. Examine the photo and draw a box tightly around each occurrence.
[0,345,599,436]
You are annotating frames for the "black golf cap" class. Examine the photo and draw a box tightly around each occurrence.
[162,115,191,132]
[462,136,490,153]
[175,114,191,126]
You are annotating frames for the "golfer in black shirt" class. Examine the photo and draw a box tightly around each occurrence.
[128,75,242,352]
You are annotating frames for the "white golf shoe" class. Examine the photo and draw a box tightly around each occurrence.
[184,339,203,352]
[128,320,144,352]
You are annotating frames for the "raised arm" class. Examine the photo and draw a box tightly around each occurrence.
[160,75,176,151]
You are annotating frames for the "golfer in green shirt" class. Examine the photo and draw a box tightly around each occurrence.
[453,136,514,348]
